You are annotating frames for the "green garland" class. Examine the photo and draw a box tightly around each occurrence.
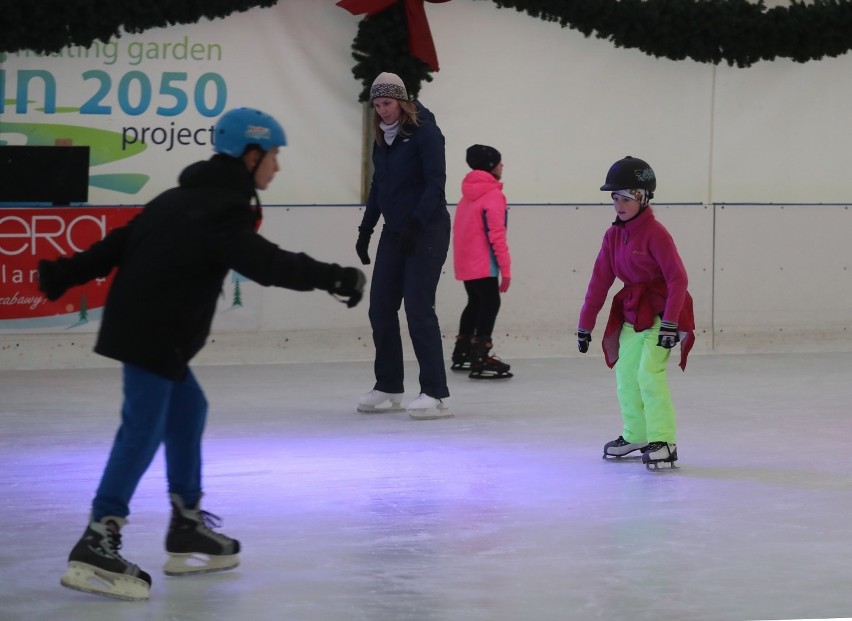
[3,0,852,103]
[348,0,852,101]
[489,0,852,67]
[0,0,276,55]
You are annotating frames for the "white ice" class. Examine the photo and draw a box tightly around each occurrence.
[2,352,852,621]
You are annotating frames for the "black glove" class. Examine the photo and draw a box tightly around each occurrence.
[355,226,372,265]
[38,259,72,301]
[657,320,680,349]
[399,219,422,255]
[577,329,591,353]
[328,265,367,308]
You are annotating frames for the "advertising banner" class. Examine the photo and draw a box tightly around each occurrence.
[1,20,260,331]
[1,35,231,205]
[0,207,140,330]
[0,5,361,332]
[0,5,361,207]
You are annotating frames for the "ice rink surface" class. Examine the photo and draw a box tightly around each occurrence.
[2,352,852,621]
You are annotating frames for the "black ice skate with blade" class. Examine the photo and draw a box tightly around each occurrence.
[164,494,240,576]
[602,435,649,460]
[450,335,472,371]
[642,442,678,471]
[468,339,513,380]
[60,516,152,601]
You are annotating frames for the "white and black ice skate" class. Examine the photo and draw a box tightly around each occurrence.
[407,393,453,420]
[642,441,678,471]
[164,494,240,576]
[356,389,405,413]
[60,516,152,601]
[602,436,649,460]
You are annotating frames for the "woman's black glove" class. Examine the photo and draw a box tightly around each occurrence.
[355,227,372,265]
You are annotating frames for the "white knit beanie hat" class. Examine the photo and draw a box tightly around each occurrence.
[370,72,409,101]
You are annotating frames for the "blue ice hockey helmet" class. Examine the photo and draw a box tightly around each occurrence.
[213,108,286,157]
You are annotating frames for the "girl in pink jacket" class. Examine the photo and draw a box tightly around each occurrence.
[577,156,694,470]
[451,145,512,379]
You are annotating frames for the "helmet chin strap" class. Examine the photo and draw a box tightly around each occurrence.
[247,147,264,178]
[243,147,266,193]
[242,147,265,207]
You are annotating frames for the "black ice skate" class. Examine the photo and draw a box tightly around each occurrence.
[602,436,649,460]
[164,494,240,576]
[60,516,152,601]
[468,338,513,379]
[642,441,678,471]
[450,334,472,371]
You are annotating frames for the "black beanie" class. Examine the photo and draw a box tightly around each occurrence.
[466,144,501,172]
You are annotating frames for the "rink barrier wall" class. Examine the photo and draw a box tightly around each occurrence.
[1,202,850,371]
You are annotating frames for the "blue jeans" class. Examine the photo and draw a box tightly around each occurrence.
[369,220,450,399]
[92,363,207,520]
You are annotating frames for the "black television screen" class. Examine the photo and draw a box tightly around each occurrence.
[0,145,90,205]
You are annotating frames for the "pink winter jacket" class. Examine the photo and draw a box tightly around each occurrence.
[453,170,511,281]
[578,206,695,369]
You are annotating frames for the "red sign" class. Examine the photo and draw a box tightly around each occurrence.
[0,207,141,322]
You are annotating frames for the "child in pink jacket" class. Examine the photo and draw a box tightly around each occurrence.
[451,144,512,379]
[577,156,695,470]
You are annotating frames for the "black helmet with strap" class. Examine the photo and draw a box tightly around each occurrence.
[600,156,656,197]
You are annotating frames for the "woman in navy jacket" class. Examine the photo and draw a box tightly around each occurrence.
[355,72,452,420]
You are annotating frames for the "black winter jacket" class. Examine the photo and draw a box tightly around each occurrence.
[54,155,340,380]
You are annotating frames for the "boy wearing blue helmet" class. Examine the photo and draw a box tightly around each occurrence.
[39,107,366,601]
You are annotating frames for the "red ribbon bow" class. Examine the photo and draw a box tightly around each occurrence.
[337,0,451,71]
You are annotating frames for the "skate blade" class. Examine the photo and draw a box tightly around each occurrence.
[450,363,471,371]
[468,372,513,380]
[408,409,454,421]
[356,405,405,414]
[602,453,644,461]
[163,552,239,576]
[61,562,150,601]
[644,461,679,472]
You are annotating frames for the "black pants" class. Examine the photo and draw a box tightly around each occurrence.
[458,277,501,340]
[368,220,450,399]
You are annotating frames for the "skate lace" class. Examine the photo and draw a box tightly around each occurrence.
[105,527,129,561]
[196,510,232,543]
[645,441,668,452]
[198,509,222,529]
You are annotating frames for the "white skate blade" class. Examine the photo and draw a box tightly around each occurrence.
[164,552,239,576]
[645,461,679,472]
[408,408,454,421]
[602,453,644,461]
[356,404,406,414]
[60,561,150,601]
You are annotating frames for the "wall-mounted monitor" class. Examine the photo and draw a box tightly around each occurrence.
[0,146,90,205]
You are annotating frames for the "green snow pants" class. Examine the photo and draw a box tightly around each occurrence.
[614,317,676,444]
